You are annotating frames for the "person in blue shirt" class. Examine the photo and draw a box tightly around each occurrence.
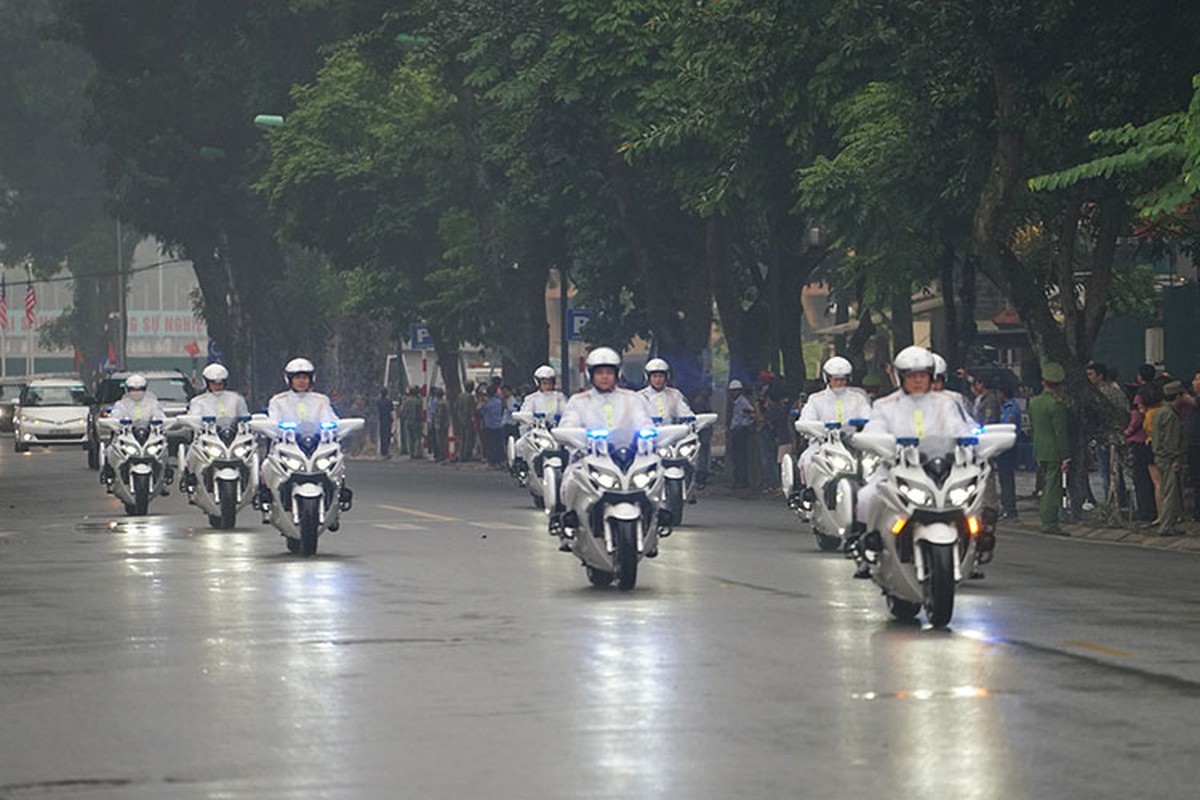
[996,377,1022,519]
[481,387,505,466]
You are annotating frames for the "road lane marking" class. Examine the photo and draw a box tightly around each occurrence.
[469,522,528,531]
[1063,640,1134,658]
[372,523,428,532]
[376,503,459,522]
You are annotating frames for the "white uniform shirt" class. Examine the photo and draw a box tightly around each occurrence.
[559,387,654,442]
[639,386,694,422]
[521,390,569,424]
[110,392,166,423]
[267,390,339,426]
[864,390,974,442]
[800,387,872,425]
[188,390,250,421]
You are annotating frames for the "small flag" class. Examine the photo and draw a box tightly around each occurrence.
[185,340,201,358]
[103,343,118,372]
[0,274,7,331]
[25,280,36,327]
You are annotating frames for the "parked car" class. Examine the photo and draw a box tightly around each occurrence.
[0,376,29,433]
[13,378,92,453]
[86,370,194,469]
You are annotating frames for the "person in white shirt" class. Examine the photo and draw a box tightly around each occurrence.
[639,358,694,423]
[793,356,873,507]
[187,363,250,421]
[109,373,165,423]
[553,347,654,548]
[514,365,569,464]
[267,358,338,426]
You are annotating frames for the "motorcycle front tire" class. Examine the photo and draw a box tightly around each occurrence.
[922,542,957,627]
[665,479,684,528]
[297,496,321,557]
[217,479,238,529]
[131,473,151,516]
[614,519,640,591]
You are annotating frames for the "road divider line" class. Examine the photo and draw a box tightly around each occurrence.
[376,503,459,522]
[1063,640,1134,658]
[469,522,527,531]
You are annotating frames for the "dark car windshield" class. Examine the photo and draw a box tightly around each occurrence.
[22,385,89,407]
[98,376,191,404]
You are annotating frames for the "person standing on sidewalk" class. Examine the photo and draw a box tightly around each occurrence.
[1188,372,1200,521]
[376,387,395,459]
[1152,381,1188,535]
[996,377,1022,519]
[727,380,755,490]
[1029,362,1070,534]
[400,388,425,459]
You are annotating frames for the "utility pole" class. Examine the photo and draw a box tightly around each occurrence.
[559,266,570,395]
[117,221,126,369]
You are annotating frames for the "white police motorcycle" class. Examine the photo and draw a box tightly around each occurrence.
[782,417,877,551]
[508,410,564,509]
[250,416,363,556]
[98,417,172,516]
[551,424,688,590]
[654,412,717,527]
[851,426,1015,627]
[174,414,258,529]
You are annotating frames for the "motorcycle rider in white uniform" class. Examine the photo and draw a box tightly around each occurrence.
[552,347,655,549]
[515,365,569,463]
[267,358,338,426]
[639,358,694,422]
[104,373,170,493]
[259,358,341,512]
[187,363,250,421]
[849,346,973,576]
[181,363,251,494]
[791,356,873,510]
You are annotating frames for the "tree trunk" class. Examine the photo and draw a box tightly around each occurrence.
[891,287,914,353]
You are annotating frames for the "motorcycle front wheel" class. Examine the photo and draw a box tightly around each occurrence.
[217,479,238,529]
[665,479,684,527]
[613,519,640,591]
[922,542,957,627]
[131,473,150,516]
[297,496,321,557]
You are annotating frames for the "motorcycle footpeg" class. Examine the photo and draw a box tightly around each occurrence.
[338,486,353,512]
[645,548,659,559]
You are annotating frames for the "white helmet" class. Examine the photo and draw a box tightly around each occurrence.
[125,374,148,391]
[284,357,316,382]
[728,379,744,390]
[533,365,557,383]
[585,347,622,377]
[893,346,935,380]
[644,357,670,379]
[202,363,229,383]
[821,356,853,383]
[931,352,948,381]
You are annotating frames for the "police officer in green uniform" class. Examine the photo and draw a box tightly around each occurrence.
[1028,362,1070,534]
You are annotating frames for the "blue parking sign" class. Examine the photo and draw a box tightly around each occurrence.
[409,323,435,349]
[567,309,592,342]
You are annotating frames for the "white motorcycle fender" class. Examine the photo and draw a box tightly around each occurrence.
[663,465,686,480]
[780,453,794,495]
[130,463,153,475]
[290,482,325,525]
[912,522,962,582]
[604,502,642,521]
[215,467,240,482]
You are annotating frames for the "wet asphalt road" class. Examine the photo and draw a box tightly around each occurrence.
[1,442,1199,800]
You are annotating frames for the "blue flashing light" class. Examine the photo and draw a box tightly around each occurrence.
[896,437,920,447]
[533,412,545,419]
[650,416,664,425]
[848,417,869,427]
[278,421,299,430]
[637,427,658,440]
[824,422,842,430]
[320,420,339,430]
[201,415,217,423]
[587,428,609,439]
[118,418,132,425]
[957,436,979,446]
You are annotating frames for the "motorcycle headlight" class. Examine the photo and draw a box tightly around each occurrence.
[202,441,226,459]
[897,482,932,507]
[949,483,977,507]
[279,453,306,472]
[315,454,339,472]
[678,441,698,459]
[588,466,619,490]
[119,440,140,456]
[631,466,657,489]
[232,442,256,460]
[829,454,855,473]
[145,441,166,457]
[657,446,671,458]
